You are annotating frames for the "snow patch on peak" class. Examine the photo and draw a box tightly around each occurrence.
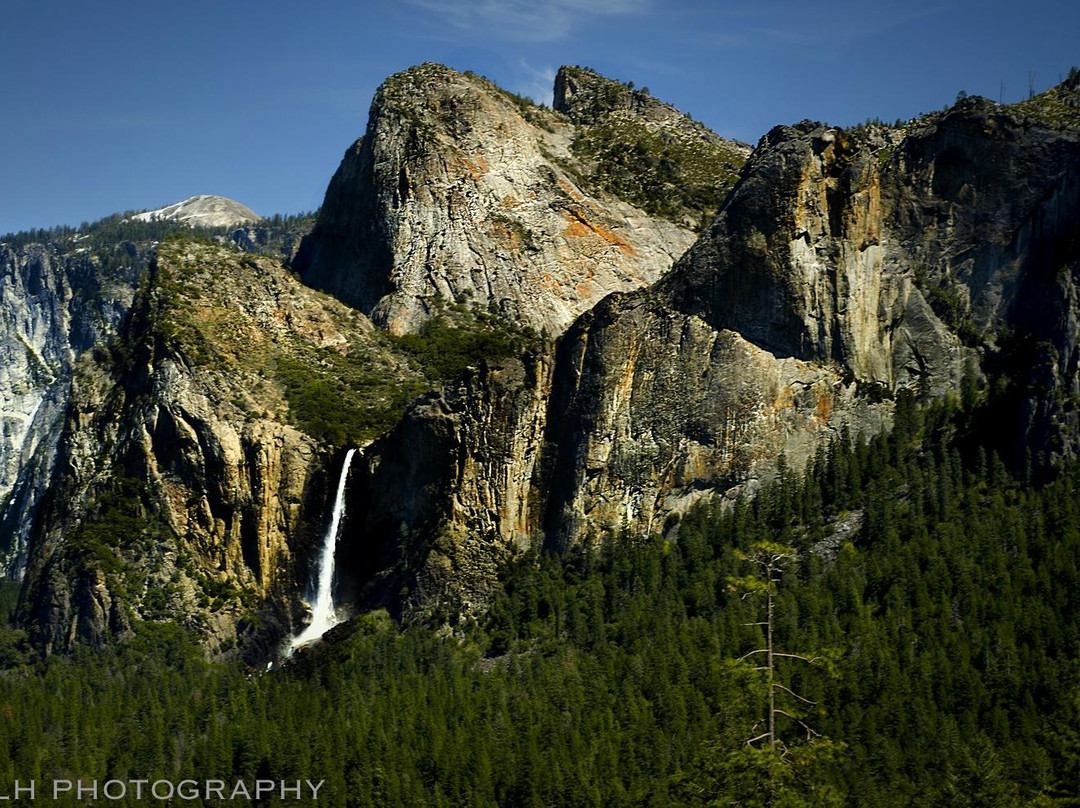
[131,195,260,228]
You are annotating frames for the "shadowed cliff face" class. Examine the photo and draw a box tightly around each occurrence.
[543,98,1080,539]
[294,63,748,336]
[660,121,966,395]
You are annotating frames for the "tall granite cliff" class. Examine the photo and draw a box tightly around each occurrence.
[343,77,1080,620]
[294,63,747,335]
[0,210,306,587]
[16,239,425,656]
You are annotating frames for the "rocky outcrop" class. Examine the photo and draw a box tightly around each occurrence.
[226,211,318,263]
[538,297,888,550]
[1,212,325,585]
[539,97,1079,546]
[553,64,735,143]
[555,66,752,229]
[341,352,553,620]
[295,63,710,336]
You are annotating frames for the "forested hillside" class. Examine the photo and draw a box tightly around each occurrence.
[2,390,1077,807]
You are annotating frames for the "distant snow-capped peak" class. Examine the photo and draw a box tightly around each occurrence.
[131,195,259,228]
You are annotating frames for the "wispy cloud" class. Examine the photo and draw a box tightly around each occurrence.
[625,56,684,77]
[42,112,173,133]
[515,60,557,105]
[403,0,651,42]
[697,30,754,49]
[697,1,952,51]
[756,4,950,47]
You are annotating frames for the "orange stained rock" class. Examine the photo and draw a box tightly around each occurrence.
[460,155,488,182]
[561,210,637,254]
[815,393,832,422]
[557,180,585,203]
[538,272,562,290]
[772,384,795,411]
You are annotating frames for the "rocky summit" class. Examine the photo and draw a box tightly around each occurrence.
[132,195,260,229]
[2,65,1079,658]
[294,63,747,336]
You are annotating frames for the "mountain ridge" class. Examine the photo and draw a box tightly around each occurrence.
[2,63,1079,657]
[343,73,1080,620]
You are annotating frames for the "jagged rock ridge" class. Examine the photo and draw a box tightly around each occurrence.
[554,65,751,228]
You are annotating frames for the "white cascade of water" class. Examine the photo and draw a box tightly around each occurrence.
[285,448,356,655]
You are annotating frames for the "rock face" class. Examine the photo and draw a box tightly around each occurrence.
[294,63,735,336]
[344,81,1080,620]
[17,240,421,656]
[661,121,965,394]
[0,242,137,578]
[7,66,1080,652]
[132,195,260,229]
[0,211,321,586]
[341,352,554,619]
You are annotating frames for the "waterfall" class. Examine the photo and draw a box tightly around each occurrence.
[285,448,356,655]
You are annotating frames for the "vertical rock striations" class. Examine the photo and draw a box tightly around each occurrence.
[0,242,137,579]
[342,351,554,620]
[541,97,1080,552]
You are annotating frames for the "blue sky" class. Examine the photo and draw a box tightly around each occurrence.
[1,0,1077,234]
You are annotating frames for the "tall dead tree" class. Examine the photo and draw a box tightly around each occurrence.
[727,541,824,752]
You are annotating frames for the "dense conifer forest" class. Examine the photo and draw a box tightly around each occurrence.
[1,389,1079,806]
